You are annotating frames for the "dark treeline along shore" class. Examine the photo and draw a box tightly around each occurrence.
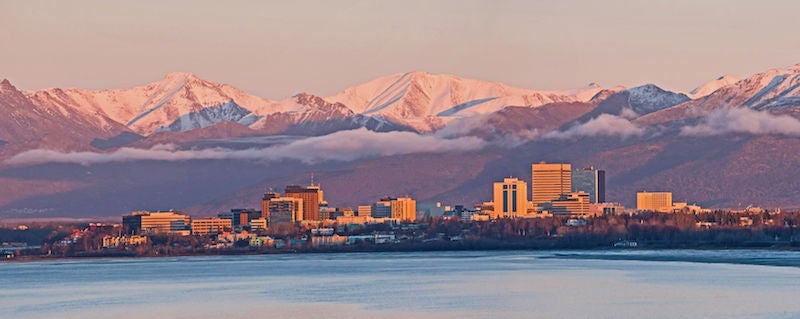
[3,209,800,262]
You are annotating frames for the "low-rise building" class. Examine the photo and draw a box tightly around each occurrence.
[122,210,191,235]
[191,218,232,235]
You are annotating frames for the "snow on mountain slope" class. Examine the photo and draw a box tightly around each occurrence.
[250,93,409,135]
[637,64,800,126]
[627,84,691,115]
[27,72,284,135]
[688,75,740,99]
[325,72,593,131]
[0,79,128,152]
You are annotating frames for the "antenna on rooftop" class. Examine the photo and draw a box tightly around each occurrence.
[310,172,315,186]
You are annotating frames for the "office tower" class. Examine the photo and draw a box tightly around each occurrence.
[285,185,320,221]
[392,197,417,222]
[372,199,393,218]
[261,191,279,220]
[268,197,304,224]
[572,167,606,203]
[532,162,572,208]
[492,177,528,218]
[636,192,673,212]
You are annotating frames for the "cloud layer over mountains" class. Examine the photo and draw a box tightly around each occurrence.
[680,108,800,136]
[5,128,486,166]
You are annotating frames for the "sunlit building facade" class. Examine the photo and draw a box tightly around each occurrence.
[493,177,528,218]
[636,192,673,212]
[532,162,572,208]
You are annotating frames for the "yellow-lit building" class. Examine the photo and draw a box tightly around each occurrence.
[122,211,191,235]
[532,163,572,208]
[492,177,528,218]
[191,217,232,235]
[541,192,591,216]
[636,192,673,212]
[392,197,417,222]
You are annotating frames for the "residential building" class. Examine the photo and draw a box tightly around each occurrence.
[492,177,529,218]
[637,192,673,212]
[532,162,572,208]
[571,167,606,203]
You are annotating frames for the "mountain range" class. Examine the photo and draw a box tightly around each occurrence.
[2,64,800,218]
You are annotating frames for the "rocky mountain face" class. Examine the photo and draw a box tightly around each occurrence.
[2,64,800,217]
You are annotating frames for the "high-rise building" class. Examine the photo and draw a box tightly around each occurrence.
[392,197,417,222]
[492,177,528,218]
[285,185,320,221]
[261,191,279,220]
[571,167,606,203]
[268,197,304,224]
[122,210,191,235]
[636,192,673,212]
[532,162,572,208]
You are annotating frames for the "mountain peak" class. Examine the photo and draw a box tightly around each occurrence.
[163,72,199,80]
[689,74,741,99]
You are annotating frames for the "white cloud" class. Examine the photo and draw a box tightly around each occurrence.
[543,114,645,139]
[5,128,487,166]
[680,108,800,136]
[619,108,639,119]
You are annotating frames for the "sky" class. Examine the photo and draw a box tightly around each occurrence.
[1,0,799,99]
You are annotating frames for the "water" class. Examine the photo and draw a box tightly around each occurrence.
[2,250,800,319]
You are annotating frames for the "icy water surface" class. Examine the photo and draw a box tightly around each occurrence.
[1,250,799,319]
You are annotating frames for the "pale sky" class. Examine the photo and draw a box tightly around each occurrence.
[1,0,799,99]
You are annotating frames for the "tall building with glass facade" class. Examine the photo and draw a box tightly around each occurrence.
[571,167,606,203]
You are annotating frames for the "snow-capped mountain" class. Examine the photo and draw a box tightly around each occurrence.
[688,75,740,99]
[27,72,283,135]
[324,71,599,132]
[0,79,128,152]
[638,64,800,125]
[626,84,691,115]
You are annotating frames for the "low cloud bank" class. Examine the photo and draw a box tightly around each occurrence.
[5,128,487,166]
[543,114,645,139]
[680,108,800,136]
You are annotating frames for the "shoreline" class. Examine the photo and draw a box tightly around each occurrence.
[4,241,799,267]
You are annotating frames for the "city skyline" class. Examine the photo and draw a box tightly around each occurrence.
[3,1,800,98]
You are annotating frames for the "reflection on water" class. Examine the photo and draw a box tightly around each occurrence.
[1,250,799,319]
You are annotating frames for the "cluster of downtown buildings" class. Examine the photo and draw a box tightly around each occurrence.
[484,162,709,220]
[121,183,417,237]
[118,162,709,239]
